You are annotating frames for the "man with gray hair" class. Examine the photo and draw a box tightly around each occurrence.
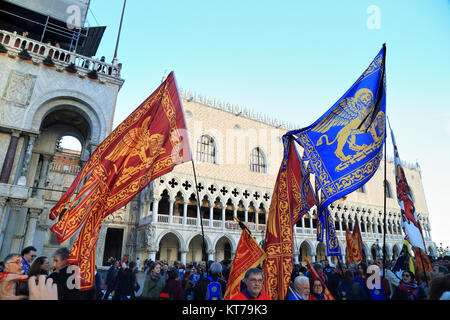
[193,261,227,300]
[232,267,271,300]
[285,276,310,300]
[48,247,92,300]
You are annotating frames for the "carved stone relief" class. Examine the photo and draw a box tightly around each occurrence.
[2,70,36,107]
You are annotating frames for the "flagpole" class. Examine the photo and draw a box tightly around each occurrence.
[190,160,209,277]
[113,0,127,60]
[382,125,387,278]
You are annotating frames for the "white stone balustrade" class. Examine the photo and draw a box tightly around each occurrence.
[0,29,123,85]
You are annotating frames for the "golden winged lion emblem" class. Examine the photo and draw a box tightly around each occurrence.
[105,116,166,174]
[313,88,382,165]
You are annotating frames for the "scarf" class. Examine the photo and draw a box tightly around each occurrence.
[150,273,161,282]
[398,281,420,300]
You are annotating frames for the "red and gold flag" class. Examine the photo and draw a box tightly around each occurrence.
[346,218,364,264]
[305,258,335,300]
[345,228,354,264]
[413,246,433,273]
[49,72,191,290]
[224,226,266,300]
[351,217,365,263]
[262,138,315,300]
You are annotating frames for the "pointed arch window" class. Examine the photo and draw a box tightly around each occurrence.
[196,135,216,164]
[250,147,267,173]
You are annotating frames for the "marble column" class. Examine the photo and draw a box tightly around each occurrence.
[244,209,248,223]
[207,251,214,262]
[18,134,36,185]
[180,251,187,265]
[294,252,299,264]
[0,198,8,236]
[168,199,174,224]
[311,254,316,263]
[209,206,213,227]
[152,198,160,223]
[183,202,188,226]
[23,208,42,247]
[37,154,52,198]
[196,206,201,227]
[8,199,26,253]
[0,131,20,183]
[309,216,313,234]
[148,251,157,262]
[222,207,226,229]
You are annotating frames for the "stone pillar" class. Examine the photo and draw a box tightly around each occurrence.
[255,210,259,230]
[18,134,37,186]
[207,251,214,262]
[222,207,226,229]
[183,202,188,226]
[309,216,314,234]
[180,251,187,265]
[23,208,42,247]
[168,199,174,224]
[209,206,213,227]
[0,198,8,236]
[196,206,201,227]
[311,254,316,263]
[9,199,26,253]
[244,209,248,223]
[37,154,52,198]
[148,251,157,262]
[294,252,299,264]
[152,198,160,223]
[0,131,20,183]
[301,216,305,233]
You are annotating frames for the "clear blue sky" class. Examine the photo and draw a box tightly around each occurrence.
[87,0,450,250]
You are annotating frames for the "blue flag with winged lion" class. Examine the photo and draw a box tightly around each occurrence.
[285,44,386,218]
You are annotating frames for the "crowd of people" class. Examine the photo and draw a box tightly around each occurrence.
[0,245,449,300]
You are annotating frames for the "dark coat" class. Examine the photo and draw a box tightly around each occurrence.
[114,268,135,298]
[161,279,185,300]
[48,266,92,300]
[105,265,118,287]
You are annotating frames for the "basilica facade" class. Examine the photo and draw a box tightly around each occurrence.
[0,27,437,269]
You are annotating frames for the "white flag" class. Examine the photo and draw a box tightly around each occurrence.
[390,126,426,251]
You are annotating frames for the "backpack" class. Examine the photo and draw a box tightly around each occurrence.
[205,277,223,300]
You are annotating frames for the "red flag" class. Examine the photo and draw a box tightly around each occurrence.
[390,127,426,251]
[345,218,364,264]
[352,217,365,263]
[262,138,315,300]
[49,72,191,290]
[345,228,354,264]
[305,258,335,300]
[224,225,266,300]
[413,246,433,273]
